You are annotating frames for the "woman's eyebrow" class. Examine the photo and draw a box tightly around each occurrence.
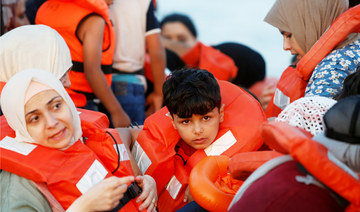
[25,96,61,117]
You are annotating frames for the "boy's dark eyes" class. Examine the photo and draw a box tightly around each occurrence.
[181,120,190,124]
[203,116,210,120]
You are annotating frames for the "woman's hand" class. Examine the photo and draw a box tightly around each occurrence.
[67,176,135,212]
[135,175,158,212]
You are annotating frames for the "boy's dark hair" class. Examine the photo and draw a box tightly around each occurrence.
[160,13,197,38]
[163,68,221,118]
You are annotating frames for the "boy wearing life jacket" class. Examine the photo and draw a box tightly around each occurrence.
[132,68,266,211]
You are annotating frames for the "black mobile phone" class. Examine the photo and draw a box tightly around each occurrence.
[108,181,142,212]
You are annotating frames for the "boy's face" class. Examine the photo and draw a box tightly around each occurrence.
[170,105,224,150]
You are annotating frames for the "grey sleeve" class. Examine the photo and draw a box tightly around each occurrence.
[314,134,360,172]
[0,170,52,212]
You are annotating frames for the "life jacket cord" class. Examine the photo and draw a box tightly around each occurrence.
[106,131,121,174]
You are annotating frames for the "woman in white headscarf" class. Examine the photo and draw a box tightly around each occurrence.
[0,69,158,212]
[0,24,73,211]
[264,0,360,98]
[0,24,72,89]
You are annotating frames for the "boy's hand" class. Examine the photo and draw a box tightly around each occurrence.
[183,186,194,203]
[135,175,158,212]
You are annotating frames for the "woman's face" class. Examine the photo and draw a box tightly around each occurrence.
[25,89,75,149]
[281,31,305,60]
[161,21,197,48]
[59,67,72,88]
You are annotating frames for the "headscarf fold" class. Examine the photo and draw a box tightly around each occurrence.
[0,24,72,82]
[0,69,82,145]
[264,0,358,53]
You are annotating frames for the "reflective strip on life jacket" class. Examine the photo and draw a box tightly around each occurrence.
[131,141,152,174]
[113,143,130,162]
[165,175,182,200]
[204,130,237,156]
[273,88,290,110]
[1,136,37,156]
[76,159,108,194]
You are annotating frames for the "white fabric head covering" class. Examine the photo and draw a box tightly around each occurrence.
[0,69,82,144]
[0,24,72,82]
[275,96,337,136]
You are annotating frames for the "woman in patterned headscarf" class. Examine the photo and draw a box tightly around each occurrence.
[264,0,360,98]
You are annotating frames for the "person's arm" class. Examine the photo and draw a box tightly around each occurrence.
[0,170,53,212]
[315,134,360,172]
[145,32,166,116]
[77,15,131,127]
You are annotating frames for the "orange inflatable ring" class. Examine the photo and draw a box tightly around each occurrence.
[189,156,238,212]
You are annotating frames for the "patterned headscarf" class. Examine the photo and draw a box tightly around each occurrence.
[264,0,351,53]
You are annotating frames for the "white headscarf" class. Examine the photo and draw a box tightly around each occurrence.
[0,69,82,144]
[0,24,72,82]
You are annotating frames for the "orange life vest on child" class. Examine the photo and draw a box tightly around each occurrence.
[265,5,360,118]
[181,42,238,81]
[35,0,115,107]
[0,121,137,211]
[132,80,266,211]
[262,122,360,212]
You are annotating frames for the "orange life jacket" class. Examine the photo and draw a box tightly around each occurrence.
[132,80,266,211]
[181,41,238,81]
[35,0,115,107]
[265,5,360,118]
[262,121,360,212]
[0,121,138,211]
